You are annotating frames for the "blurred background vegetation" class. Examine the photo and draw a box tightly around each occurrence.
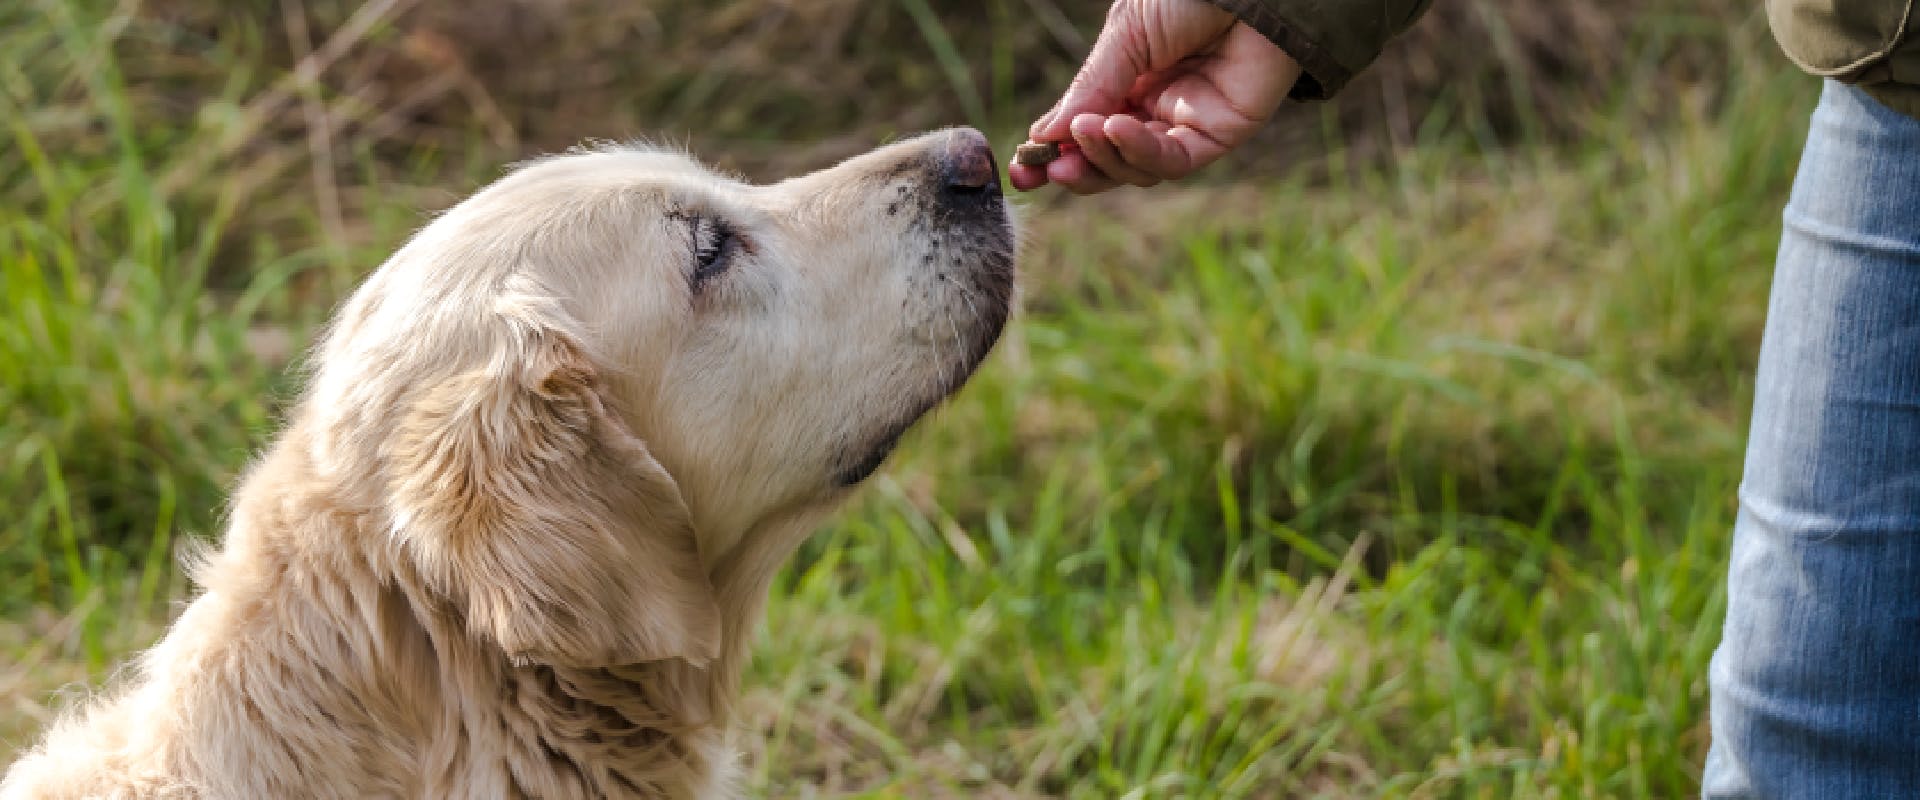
[2,0,1806,796]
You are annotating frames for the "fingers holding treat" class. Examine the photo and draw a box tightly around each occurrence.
[1009,139,1065,191]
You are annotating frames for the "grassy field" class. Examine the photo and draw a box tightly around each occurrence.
[2,1,1811,796]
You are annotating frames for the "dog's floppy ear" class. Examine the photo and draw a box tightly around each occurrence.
[391,314,720,667]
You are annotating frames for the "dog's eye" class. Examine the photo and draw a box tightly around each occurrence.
[689,216,735,288]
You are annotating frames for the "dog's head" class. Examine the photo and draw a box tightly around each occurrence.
[305,129,1014,667]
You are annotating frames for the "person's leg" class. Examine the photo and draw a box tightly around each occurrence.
[1705,81,1920,798]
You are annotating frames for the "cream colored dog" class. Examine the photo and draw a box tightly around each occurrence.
[2,128,1015,799]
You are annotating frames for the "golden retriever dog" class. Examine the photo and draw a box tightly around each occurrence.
[2,128,1014,799]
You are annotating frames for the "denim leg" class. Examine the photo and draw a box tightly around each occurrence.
[1704,81,1920,798]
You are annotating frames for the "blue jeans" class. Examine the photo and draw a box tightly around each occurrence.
[1704,81,1920,797]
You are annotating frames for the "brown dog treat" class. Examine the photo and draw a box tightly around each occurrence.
[1014,141,1060,166]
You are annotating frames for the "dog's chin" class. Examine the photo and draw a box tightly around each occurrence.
[835,426,909,488]
[830,366,978,488]
[832,312,1010,488]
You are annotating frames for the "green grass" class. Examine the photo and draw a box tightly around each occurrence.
[1,1,1814,796]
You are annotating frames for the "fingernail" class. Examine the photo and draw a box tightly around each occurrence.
[1070,113,1102,141]
[1033,109,1060,139]
[1038,92,1077,137]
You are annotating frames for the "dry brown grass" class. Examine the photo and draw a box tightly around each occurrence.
[45,0,1757,297]
[129,0,1753,179]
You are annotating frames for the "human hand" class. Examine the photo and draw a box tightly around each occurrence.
[1008,0,1301,194]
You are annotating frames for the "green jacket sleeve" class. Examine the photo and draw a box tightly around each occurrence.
[1203,0,1436,101]
[1768,0,1920,118]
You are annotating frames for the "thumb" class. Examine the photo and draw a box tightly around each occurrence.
[1030,21,1145,142]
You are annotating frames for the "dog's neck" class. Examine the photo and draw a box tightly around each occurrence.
[179,423,818,798]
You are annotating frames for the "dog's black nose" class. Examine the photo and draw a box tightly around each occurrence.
[938,128,1000,205]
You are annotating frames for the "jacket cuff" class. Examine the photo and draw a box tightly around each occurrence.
[1201,0,1354,101]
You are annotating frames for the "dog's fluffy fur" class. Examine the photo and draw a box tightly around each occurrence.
[2,129,1014,799]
